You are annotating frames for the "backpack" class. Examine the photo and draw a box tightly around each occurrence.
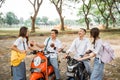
[99,41,115,64]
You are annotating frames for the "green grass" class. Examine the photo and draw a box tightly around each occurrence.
[0,29,120,39]
[0,30,19,35]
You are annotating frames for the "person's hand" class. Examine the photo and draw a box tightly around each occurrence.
[30,40,36,47]
[78,58,82,61]
[74,57,82,61]
[83,54,89,57]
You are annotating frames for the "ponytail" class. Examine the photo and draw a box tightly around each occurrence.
[90,27,100,45]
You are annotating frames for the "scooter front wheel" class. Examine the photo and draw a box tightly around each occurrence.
[30,72,44,80]
[38,78,44,80]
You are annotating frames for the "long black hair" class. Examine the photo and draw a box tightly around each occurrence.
[19,26,29,45]
[19,26,28,37]
[90,27,100,45]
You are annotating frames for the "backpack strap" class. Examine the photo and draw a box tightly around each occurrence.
[44,37,50,51]
[21,37,26,50]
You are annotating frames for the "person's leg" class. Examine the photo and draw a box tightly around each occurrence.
[12,66,18,80]
[12,62,26,80]
[83,60,91,76]
[50,58,60,79]
[90,58,104,80]
[21,62,26,80]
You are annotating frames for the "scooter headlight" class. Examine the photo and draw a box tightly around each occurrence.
[34,56,41,66]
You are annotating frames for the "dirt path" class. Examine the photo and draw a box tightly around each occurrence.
[0,34,120,80]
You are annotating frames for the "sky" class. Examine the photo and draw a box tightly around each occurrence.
[0,0,79,20]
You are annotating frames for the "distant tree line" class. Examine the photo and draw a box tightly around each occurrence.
[0,0,120,31]
[0,12,78,27]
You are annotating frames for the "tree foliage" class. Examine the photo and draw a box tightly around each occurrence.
[5,12,19,25]
[0,12,5,24]
[69,0,120,29]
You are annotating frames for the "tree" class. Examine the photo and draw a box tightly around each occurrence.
[24,18,31,26]
[61,0,120,28]
[41,16,48,25]
[68,0,92,29]
[5,12,19,25]
[113,0,120,14]
[0,12,5,24]
[81,0,92,30]
[28,0,43,32]
[50,0,65,31]
[95,0,110,29]
[35,17,41,25]
[0,0,5,8]
[106,0,116,27]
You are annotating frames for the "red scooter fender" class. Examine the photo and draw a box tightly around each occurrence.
[47,66,54,75]
[30,72,44,80]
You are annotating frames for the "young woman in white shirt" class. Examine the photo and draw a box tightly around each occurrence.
[11,26,29,80]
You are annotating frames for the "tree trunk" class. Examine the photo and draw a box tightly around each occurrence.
[109,8,116,27]
[60,15,64,31]
[97,18,100,24]
[31,16,35,32]
[85,16,89,30]
[105,19,109,29]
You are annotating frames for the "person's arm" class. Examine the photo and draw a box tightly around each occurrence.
[37,37,50,49]
[36,43,45,48]
[11,38,26,53]
[11,45,26,53]
[77,53,96,61]
[30,39,46,49]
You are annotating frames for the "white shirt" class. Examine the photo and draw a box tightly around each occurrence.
[91,39,103,58]
[13,37,28,50]
[67,37,91,58]
[44,37,62,58]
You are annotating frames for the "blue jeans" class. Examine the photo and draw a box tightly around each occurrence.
[12,62,26,80]
[90,58,104,80]
[83,60,91,76]
[50,58,60,79]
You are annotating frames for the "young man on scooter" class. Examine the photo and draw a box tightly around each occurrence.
[36,29,62,80]
[65,28,91,79]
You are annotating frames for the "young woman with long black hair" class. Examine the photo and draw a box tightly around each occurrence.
[11,26,29,80]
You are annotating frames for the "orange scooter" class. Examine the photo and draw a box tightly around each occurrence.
[29,50,56,80]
